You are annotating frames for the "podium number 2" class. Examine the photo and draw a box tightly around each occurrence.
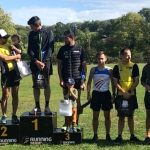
[32,119,38,131]
[1,126,7,137]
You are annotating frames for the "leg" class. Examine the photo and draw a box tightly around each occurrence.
[77,89,81,125]
[44,76,50,107]
[146,109,150,137]
[93,111,100,135]
[118,116,125,136]
[104,111,111,135]
[128,113,140,141]
[32,75,40,108]
[72,107,77,127]
[128,116,134,135]
[11,86,19,115]
[33,88,40,107]
[1,87,10,116]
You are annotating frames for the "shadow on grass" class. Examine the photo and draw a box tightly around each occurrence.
[83,138,150,146]
[97,139,147,147]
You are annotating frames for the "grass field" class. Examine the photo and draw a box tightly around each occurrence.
[0,63,150,150]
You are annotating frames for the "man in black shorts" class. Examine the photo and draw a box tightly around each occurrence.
[27,16,54,114]
[141,49,150,143]
[0,29,21,124]
[87,51,115,142]
[113,48,140,142]
[57,30,86,126]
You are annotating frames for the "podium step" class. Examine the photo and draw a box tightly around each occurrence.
[0,120,19,144]
[20,112,57,144]
[52,128,83,144]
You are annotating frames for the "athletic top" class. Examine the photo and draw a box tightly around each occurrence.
[93,66,111,92]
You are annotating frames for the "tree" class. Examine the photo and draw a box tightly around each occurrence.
[139,8,150,23]
[112,13,145,53]
[0,7,16,35]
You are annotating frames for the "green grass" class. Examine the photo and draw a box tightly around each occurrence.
[0,63,149,149]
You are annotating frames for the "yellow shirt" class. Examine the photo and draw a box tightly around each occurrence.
[0,44,14,71]
[118,61,134,95]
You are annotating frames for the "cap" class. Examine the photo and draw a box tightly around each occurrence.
[66,78,75,85]
[64,30,75,38]
[27,16,41,25]
[0,29,10,38]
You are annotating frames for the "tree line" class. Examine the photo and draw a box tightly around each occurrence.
[0,7,150,63]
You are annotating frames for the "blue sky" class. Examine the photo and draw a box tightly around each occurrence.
[0,0,150,26]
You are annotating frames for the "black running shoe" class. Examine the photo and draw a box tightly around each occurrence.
[106,134,112,142]
[92,134,98,143]
[144,137,150,144]
[130,135,140,142]
[12,115,19,124]
[115,135,123,142]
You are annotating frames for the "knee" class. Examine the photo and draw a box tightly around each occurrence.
[128,116,133,121]
[104,113,110,120]
[93,116,99,122]
[119,117,125,122]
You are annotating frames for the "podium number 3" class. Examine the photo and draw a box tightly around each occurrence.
[65,133,70,140]
[32,119,38,131]
[1,126,7,137]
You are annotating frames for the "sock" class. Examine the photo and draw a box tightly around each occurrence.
[36,102,40,108]
[45,101,49,107]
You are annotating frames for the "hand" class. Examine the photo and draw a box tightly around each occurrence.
[60,80,64,87]
[87,93,91,101]
[80,83,86,91]
[145,85,150,91]
[35,60,45,70]
[122,91,131,99]
[111,95,115,104]
[69,87,74,93]
[11,45,16,50]
[16,54,21,59]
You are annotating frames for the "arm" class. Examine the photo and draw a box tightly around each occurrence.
[0,53,21,62]
[128,64,139,93]
[109,69,116,95]
[87,67,94,101]
[141,65,150,91]
[57,59,64,87]
[11,45,21,54]
[70,88,78,100]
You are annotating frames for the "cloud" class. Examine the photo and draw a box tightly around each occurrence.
[10,0,150,25]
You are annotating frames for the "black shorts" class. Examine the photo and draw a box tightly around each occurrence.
[144,92,150,109]
[32,71,50,89]
[1,70,20,88]
[90,90,112,111]
[115,95,138,110]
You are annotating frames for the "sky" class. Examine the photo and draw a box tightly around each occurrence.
[0,0,150,26]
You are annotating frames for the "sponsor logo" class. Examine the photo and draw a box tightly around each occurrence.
[62,141,75,144]
[0,139,17,144]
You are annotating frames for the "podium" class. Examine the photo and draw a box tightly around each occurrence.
[0,120,19,144]
[20,112,57,144]
[52,128,83,144]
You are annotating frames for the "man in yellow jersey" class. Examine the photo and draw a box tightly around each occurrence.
[113,48,140,142]
[0,29,21,124]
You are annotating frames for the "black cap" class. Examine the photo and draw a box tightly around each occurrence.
[66,78,75,85]
[27,16,41,25]
[64,30,75,38]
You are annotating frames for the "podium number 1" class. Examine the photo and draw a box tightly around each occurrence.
[1,126,7,137]
[32,119,38,131]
